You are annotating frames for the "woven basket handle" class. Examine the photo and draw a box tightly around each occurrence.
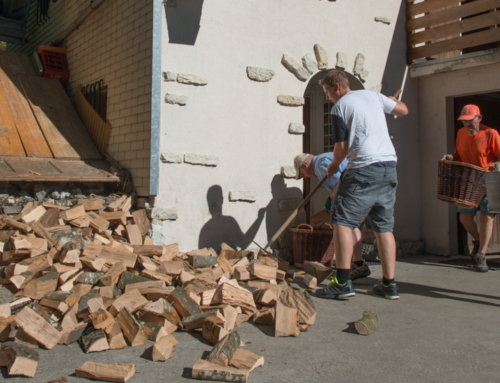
[322,223,333,230]
[485,163,500,172]
[296,223,313,232]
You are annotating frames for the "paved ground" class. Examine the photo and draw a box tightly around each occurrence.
[2,255,500,383]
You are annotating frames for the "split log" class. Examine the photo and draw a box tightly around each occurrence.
[302,274,317,289]
[0,316,15,341]
[201,289,216,306]
[355,311,379,335]
[87,212,110,233]
[212,283,256,312]
[303,261,332,283]
[69,216,91,228]
[8,236,31,250]
[14,307,61,349]
[81,327,110,353]
[107,195,127,211]
[4,263,28,278]
[124,280,165,294]
[182,309,225,330]
[206,331,241,366]
[15,327,39,348]
[83,242,103,257]
[23,271,58,300]
[217,256,234,275]
[192,359,249,382]
[100,261,126,286]
[46,291,80,307]
[219,243,237,259]
[0,287,13,304]
[39,298,69,314]
[10,271,35,289]
[90,308,115,330]
[144,287,175,301]
[140,269,173,285]
[10,297,31,314]
[0,303,10,318]
[58,322,87,345]
[0,342,40,378]
[253,307,275,326]
[299,324,309,332]
[189,255,218,269]
[158,243,178,262]
[2,249,31,263]
[126,225,142,245]
[276,270,286,281]
[105,321,127,350]
[137,255,158,272]
[161,260,184,275]
[4,219,32,234]
[202,318,229,345]
[133,245,164,257]
[75,362,135,383]
[115,308,148,347]
[247,281,281,294]
[229,349,264,371]
[256,289,278,306]
[77,198,104,211]
[132,209,151,236]
[138,320,168,341]
[80,256,106,271]
[138,299,181,327]
[60,205,86,221]
[166,287,202,318]
[280,286,316,326]
[33,222,56,248]
[234,266,251,281]
[275,301,300,337]
[257,253,279,268]
[117,270,151,290]
[109,289,148,316]
[152,334,177,361]
[248,263,277,281]
[99,211,127,226]
[38,208,61,228]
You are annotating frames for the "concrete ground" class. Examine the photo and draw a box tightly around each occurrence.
[2,255,500,383]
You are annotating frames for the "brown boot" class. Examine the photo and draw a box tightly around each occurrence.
[472,253,488,272]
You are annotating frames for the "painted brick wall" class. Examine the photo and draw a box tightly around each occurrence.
[8,0,152,197]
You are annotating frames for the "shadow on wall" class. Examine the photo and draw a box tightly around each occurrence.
[198,185,265,251]
[165,0,204,45]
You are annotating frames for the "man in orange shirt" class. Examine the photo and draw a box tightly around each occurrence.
[445,104,500,272]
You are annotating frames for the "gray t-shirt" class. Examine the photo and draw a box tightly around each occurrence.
[331,90,397,169]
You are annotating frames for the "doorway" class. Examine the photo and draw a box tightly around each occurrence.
[302,71,364,221]
[454,93,500,254]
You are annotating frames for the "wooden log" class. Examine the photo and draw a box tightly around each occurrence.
[115,308,148,347]
[104,321,127,350]
[21,205,46,224]
[206,331,241,367]
[90,308,115,330]
[69,215,91,228]
[303,261,332,283]
[189,255,218,269]
[253,307,275,325]
[15,327,39,348]
[87,212,110,233]
[46,291,80,307]
[76,362,135,383]
[275,301,300,337]
[59,248,81,266]
[10,297,31,315]
[0,342,40,378]
[38,208,61,228]
[133,245,164,257]
[276,270,286,281]
[109,289,148,316]
[0,316,15,342]
[256,289,278,307]
[21,253,53,274]
[10,271,34,289]
[8,236,32,250]
[107,195,127,211]
[0,287,14,304]
[202,317,229,345]
[80,327,110,353]
[100,261,126,286]
[201,289,216,306]
[99,247,137,269]
[152,334,177,361]
[2,249,31,263]
[60,205,86,222]
[182,309,225,330]
[83,242,103,257]
[132,209,151,236]
[219,242,237,259]
[126,225,142,245]
[166,287,202,318]
[124,280,165,294]
[32,222,56,248]
[137,255,158,272]
[80,256,106,271]
[144,287,176,301]
[77,199,104,211]
[212,283,256,312]
[99,211,127,226]
[257,253,279,268]
[280,286,316,326]
[138,298,181,327]
[23,271,58,300]
[40,298,69,314]
[247,281,281,294]
[58,322,87,345]
[302,274,318,289]
[229,349,264,371]
[161,260,184,275]
[0,303,11,318]
[117,270,152,290]
[14,307,61,349]
[4,219,32,234]
[248,263,277,281]
[355,311,379,335]
[192,358,250,382]
[140,269,173,285]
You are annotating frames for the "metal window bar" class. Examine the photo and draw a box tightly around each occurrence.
[81,79,107,122]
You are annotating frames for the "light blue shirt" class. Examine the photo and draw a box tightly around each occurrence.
[312,152,348,193]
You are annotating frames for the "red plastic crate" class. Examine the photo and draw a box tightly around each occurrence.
[40,50,69,86]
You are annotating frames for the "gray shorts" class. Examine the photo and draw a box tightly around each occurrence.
[457,194,498,216]
[331,162,398,232]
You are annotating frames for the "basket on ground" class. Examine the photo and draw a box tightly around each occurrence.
[290,223,334,268]
[437,160,486,209]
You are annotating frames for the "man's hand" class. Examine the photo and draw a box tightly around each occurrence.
[327,162,339,178]
[490,162,500,171]
[442,154,454,161]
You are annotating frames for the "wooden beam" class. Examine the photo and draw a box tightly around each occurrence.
[407,0,461,18]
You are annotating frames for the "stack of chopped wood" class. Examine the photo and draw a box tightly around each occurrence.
[0,196,318,382]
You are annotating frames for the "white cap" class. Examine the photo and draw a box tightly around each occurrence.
[294,153,311,179]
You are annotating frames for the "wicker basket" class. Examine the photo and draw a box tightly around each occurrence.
[290,223,334,268]
[437,160,486,209]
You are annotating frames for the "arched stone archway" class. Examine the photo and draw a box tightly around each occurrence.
[302,69,365,219]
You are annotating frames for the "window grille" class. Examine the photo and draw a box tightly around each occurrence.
[81,79,107,122]
[323,101,334,152]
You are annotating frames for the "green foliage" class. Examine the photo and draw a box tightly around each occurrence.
[0,41,6,48]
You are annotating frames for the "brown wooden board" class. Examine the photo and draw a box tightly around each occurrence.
[18,76,101,160]
[407,0,461,18]
[0,79,25,157]
[0,52,52,158]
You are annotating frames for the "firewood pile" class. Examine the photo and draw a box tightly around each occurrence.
[0,195,324,382]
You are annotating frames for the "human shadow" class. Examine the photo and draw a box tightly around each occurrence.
[198,185,265,251]
[264,175,303,250]
[165,0,204,45]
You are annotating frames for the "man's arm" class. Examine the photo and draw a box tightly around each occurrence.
[388,96,408,117]
[327,141,348,177]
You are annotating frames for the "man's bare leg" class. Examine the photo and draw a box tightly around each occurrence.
[334,224,354,270]
[352,228,363,262]
[374,231,396,280]
[478,212,494,254]
[459,213,480,241]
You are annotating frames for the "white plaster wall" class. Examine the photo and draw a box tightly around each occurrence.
[418,63,500,255]
[157,0,413,252]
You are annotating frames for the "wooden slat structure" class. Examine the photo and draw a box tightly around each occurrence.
[75,85,111,155]
[407,0,500,63]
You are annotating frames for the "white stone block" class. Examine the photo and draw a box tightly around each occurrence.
[302,53,317,74]
[160,152,183,163]
[359,68,369,82]
[184,153,219,167]
[314,44,328,69]
[281,54,310,81]
[151,223,168,246]
[247,66,275,82]
[288,123,305,134]
[278,198,302,211]
[151,207,178,220]
[162,71,177,81]
[336,52,348,69]
[229,191,258,202]
[277,95,305,106]
[281,166,296,178]
[177,73,208,85]
[375,16,391,25]
[353,53,365,76]
[165,93,187,105]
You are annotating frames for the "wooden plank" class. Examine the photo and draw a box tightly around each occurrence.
[126,225,142,245]
[18,76,101,160]
[408,27,500,62]
[407,0,500,31]
[76,362,135,383]
[0,52,52,158]
[407,0,461,18]
[408,11,500,46]
[132,209,150,237]
[0,79,25,156]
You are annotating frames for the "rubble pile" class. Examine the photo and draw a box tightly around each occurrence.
[0,195,318,382]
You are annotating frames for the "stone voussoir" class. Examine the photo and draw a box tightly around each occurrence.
[247,66,275,82]
[165,93,187,106]
[228,191,258,203]
[160,153,183,164]
[281,54,310,81]
[375,16,391,25]
[277,95,305,107]
[302,53,317,75]
[162,71,177,82]
[314,44,328,69]
[336,52,348,69]
[177,73,208,86]
[353,53,365,76]
[151,207,178,221]
[288,123,305,134]
[184,154,219,167]
[280,166,296,179]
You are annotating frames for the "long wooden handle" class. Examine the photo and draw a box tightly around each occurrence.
[264,175,328,249]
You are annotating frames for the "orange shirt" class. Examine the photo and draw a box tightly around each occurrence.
[455,124,500,168]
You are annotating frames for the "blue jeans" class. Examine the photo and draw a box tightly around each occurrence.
[457,194,499,216]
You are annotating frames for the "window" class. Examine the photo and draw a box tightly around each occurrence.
[323,101,334,152]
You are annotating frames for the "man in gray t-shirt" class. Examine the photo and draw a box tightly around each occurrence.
[315,70,408,301]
